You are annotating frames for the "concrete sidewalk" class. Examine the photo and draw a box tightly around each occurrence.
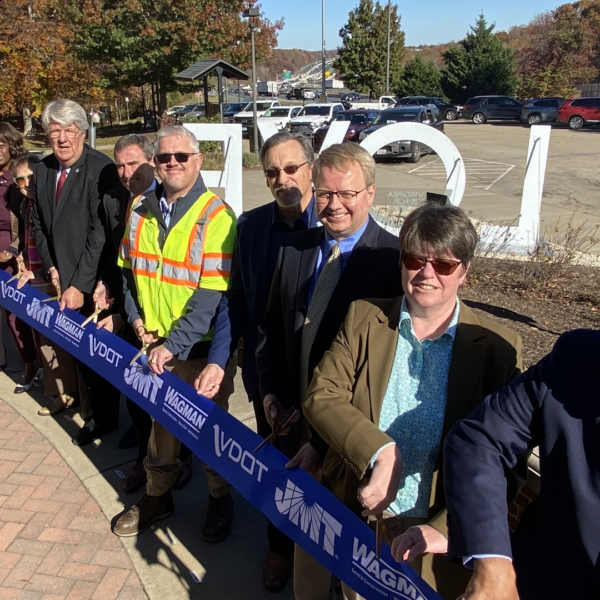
[0,362,294,600]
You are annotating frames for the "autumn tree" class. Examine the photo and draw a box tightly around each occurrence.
[442,14,516,102]
[0,0,106,116]
[396,55,444,97]
[334,0,405,97]
[74,0,282,112]
[516,4,597,98]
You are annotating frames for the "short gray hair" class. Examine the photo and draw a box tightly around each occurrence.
[400,204,478,265]
[259,132,314,171]
[154,126,199,154]
[114,134,154,161]
[313,142,376,188]
[41,100,89,133]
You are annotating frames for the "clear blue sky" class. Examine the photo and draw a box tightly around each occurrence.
[258,1,561,50]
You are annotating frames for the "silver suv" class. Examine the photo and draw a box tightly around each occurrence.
[286,103,345,138]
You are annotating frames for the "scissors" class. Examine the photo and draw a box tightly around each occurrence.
[42,279,61,303]
[80,303,102,328]
[6,256,25,284]
[252,409,300,455]
[129,337,150,367]
[375,513,387,561]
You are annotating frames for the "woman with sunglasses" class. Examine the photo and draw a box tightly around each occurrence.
[0,122,37,376]
[6,153,44,393]
[303,204,524,599]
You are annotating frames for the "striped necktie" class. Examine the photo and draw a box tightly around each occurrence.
[299,243,341,403]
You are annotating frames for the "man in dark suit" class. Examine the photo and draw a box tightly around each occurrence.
[31,99,122,433]
[444,329,600,600]
[256,142,402,599]
[195,131,319,591]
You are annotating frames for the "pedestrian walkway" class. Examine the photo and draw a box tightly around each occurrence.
[0,398,145,599]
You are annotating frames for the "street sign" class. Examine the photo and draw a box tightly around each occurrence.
[195,90,203,98]
[282,71,292,80]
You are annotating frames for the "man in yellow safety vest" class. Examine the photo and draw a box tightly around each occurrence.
[113,125,237,542]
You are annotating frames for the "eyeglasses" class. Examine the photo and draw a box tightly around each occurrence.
[48,128,81,140]
[14,173,33,187]
[402,253,463,276]
[154,152,198,164]
[264,162,308,179]
[314,188,367,204]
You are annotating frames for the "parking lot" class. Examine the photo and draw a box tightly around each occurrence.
[369,121,600,237]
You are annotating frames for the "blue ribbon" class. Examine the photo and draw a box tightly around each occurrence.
[0,270,442,600]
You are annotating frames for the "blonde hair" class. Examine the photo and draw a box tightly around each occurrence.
[312,142,376,188]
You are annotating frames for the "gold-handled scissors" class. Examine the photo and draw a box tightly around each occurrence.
[129,338,150,367]
[252,409,300,455]
[42,279,61,303]
[7,256,25,284]
[80,303,102,328]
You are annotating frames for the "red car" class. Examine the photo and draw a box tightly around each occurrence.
[557,97,600,130]
[313,109,380,150]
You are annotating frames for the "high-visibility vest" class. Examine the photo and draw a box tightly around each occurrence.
[119,189,235,339]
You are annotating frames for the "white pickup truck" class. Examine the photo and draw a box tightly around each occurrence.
[350,95,397,111]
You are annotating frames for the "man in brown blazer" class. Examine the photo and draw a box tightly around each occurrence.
[304,205,523,600]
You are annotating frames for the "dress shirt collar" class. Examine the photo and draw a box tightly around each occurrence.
[400,296,460,342]
[321,217,369,258]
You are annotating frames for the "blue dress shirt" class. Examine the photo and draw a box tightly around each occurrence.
[377,298,459,517]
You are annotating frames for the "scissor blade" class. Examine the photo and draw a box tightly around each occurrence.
[42,296,59,303]
[252,433,275,455]
[129,348,145,367]
[6,274,19,284]
[375,514,383,561]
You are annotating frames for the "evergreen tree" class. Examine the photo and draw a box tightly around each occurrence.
[334,0,405,97]
[396,55,444,97]
[442,14,516,102]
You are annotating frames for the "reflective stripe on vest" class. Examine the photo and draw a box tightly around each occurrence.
[128,190,223,337]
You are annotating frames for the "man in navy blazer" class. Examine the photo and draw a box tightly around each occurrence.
[195,131,319,591]
[444,329,600,600]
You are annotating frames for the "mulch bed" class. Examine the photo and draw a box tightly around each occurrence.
[460,257,600,369]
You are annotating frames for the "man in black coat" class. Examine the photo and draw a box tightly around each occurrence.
[32,99,121,437]
[444,329,600,600]
[195,131,319,590]
[255,142,402,600]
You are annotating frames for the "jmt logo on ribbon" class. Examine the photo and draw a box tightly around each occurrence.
[0,270,442,600]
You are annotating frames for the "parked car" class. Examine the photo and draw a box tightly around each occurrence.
[342,92,361,102]
[183,105,206,120]
[233,100,281,134]
[461,96,522,124]
[173,103,204,118]
[166,105,186,116]
[358,106,444,163]
[286,103,345,139]
[313,109,380,150]
[520,98,566,125]
[556,97,600,130]
[259,106,302,130]
[396,96,460,120]
[223,102,250,122]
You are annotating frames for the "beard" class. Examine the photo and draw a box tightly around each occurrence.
[275,185,302,208]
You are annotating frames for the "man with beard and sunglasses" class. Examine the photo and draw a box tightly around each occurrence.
[194,131,319,591]
[303,203,524,600]
[112,126,237,542]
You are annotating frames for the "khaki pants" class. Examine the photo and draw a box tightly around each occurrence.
[145,355,236,498]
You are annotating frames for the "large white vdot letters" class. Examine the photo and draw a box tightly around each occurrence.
[184,123,243,216]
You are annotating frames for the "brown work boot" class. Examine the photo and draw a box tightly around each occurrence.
[112,492,174,537]
[202,492,234,542]
[263,551,292,591]
[38,394,77,416]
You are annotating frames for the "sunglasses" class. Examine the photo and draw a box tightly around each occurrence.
[402,253,462,276]
[14,173,33,187]
[154,152,198,164]
[264,161,308,179]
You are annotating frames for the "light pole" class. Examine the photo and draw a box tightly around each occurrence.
[321,0,326,101]
[386,0,391,95]
[243,7,260,156]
